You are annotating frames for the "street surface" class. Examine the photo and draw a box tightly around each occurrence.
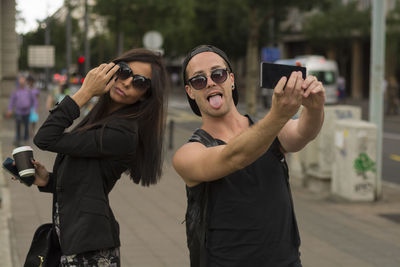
[0,89,399,266]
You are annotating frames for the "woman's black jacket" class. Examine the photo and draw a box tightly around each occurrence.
[33,96,138,255]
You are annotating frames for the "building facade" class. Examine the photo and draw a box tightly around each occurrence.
[0,0,18,112]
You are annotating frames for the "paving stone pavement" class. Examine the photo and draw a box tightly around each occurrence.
[1,92,400,267]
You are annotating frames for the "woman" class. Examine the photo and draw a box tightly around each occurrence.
[31,48,168,266]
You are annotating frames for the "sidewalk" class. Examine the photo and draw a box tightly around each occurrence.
[1,92,400,266]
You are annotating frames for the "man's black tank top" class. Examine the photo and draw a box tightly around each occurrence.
[185,117,301,267]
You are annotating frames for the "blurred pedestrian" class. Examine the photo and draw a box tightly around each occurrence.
[22,48,168,266]
[27,75,40,136]
[337,76,346,101]
[46,81,70,111]
[173,45,325,267]
[385,75,399,115]
[6,75,35,146]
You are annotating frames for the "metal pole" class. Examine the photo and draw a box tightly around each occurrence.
[45,18,50,91]
[84,0,90,74]
[369,0,386,200]
[66,1,72,87]
[169,120,174,150]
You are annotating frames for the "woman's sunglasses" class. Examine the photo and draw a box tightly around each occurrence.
[188,68,229,90]
[116,62,151,91]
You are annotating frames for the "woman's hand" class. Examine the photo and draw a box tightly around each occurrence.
[72,63,120,108]
[31,159,50,187]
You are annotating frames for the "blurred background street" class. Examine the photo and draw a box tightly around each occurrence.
[1,88,400,267]
[1,0,400,266]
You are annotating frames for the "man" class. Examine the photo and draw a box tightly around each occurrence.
[173,45,325,267]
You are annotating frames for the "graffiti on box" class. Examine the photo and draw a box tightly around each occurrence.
[353,152,376,195]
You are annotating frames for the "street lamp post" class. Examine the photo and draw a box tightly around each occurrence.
[66,1,72,87]
[369,0,386,200]
[44,18,50,91]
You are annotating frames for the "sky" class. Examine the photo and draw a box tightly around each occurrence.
[16,0,64,34]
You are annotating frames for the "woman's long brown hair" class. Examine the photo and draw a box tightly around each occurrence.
[72,48,169,186]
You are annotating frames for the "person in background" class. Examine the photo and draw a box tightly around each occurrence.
[173,45,325,267]
[46,81,71,111]
[19,48,168,266]
[337,76,346,102]
[27,75,40,136]
[385,75,399,115]
[6,75,35,146]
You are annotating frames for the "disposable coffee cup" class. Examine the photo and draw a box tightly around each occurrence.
[12,146,35,177]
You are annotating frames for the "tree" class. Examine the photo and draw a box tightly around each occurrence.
[303,2,370,41]
[216,0,323,115]
[18,13,83,74]
[386,0,400,78]
[93,0,195,57]
[185,0,323,115]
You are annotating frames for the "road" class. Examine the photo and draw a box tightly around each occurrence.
[383,118,400,185]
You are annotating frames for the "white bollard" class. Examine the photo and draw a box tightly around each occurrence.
[295,105,362,192]
[332,119,377,201]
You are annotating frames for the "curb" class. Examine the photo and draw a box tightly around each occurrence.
[0,141,13,267]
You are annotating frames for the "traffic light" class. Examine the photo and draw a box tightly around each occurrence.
[78,56,85,77]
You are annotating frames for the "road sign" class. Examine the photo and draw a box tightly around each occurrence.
[28,45,55,68]
[261,47,281,62]
[143,31,163,49]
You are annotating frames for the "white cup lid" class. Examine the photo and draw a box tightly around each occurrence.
[12,146,33,155]
[19,168,35,177]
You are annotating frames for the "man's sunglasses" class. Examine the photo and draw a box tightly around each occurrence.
[116,62,151,91]
[188,68,229,90]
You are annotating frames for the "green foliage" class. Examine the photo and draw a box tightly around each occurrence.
[18,15,83,72]
[303,1,371,41]
[18,0,345,74]
[387,0,400,42]
[93,0,196,56]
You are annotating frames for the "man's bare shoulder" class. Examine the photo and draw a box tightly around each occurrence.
[173,141,207,164]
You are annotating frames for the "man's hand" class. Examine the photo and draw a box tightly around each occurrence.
[301,75,326,110]
[270,71,304,120]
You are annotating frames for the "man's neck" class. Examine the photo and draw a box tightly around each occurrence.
[201,109,249,142]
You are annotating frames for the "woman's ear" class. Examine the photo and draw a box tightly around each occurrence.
[185,85,195,100]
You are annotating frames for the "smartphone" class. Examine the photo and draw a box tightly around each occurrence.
[260,62,307,89]
[2,157,34,186]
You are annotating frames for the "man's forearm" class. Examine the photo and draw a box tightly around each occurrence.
[297,106,324,141]
[221,111,289,170]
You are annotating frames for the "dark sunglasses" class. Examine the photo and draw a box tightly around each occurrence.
[116,62,151,91]
[188,68,229,90]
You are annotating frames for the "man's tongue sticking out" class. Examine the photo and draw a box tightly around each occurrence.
[209,95,222,109]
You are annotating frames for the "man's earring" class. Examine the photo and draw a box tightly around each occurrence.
[232,85,235,89]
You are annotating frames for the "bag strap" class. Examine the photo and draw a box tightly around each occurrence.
[188,128,219,267]
[189,128,219,147]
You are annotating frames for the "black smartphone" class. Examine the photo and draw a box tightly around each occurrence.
[2,157,34,186]
[260,62,307,89]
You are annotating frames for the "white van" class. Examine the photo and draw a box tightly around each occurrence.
[275,55,339,104]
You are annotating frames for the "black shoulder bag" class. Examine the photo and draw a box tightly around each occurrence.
[186,129,219,267]
[24,223,61,267]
